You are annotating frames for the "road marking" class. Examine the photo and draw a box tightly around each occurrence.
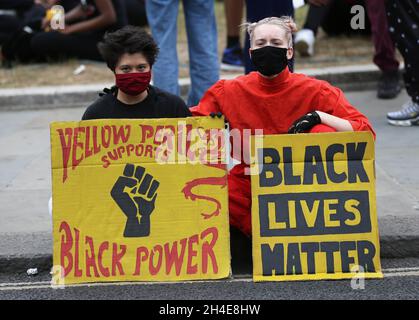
[384,271,419,277]
[0,278,254,291]
[1,267,419,291]
[0,281,50,287]
[382,267,419,273]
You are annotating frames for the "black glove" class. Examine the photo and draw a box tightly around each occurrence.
[288,111,321,134]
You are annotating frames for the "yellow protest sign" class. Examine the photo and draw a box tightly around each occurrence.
[251,132,382,281]
[50,117,230,284]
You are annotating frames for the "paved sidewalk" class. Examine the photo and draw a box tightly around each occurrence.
[0,88,418,274]
[0,64,391,111]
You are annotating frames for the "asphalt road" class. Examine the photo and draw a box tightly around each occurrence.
[0,258,418,300]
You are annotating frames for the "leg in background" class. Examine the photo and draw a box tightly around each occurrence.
[183,0,219,106]
[145,0,180,96]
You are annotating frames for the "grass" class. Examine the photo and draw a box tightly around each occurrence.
[0,3,388,89]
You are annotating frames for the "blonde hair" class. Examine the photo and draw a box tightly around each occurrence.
[242,16,297,48]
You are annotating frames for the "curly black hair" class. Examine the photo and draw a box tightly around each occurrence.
[98,25,159,71]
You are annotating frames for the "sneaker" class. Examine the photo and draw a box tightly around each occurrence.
[387,100,419,126]
[295,29,315,57]
[377,70,401,99]
[221,45,244,71]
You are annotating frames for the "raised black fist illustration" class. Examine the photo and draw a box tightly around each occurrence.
[111,164,160,237]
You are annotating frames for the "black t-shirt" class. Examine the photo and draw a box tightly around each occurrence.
[82,86,191,120]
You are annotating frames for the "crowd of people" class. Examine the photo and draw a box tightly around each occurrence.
[0,0,146,62]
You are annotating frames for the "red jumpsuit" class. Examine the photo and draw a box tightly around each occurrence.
[191,67,375,236]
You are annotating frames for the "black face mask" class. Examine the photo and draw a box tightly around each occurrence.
[250,46,288,76]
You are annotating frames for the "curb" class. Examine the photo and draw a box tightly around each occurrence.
[0,64,394,111]
[1,234,418,276]
[0,84,113,112]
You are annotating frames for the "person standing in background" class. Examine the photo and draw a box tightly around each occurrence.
[221,0,244,71]
[294,0,401,100]
[385,0,419,126]
[145,0,219,106]
[366,0,401,100]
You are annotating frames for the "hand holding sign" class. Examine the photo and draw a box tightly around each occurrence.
[111,164,160,237]
[288,111,321,134]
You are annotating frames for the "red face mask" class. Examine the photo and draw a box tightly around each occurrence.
[115,71,151,96]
